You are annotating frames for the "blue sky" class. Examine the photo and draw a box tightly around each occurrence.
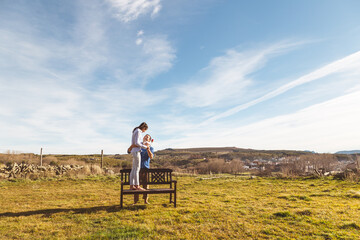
[1,0,360,154]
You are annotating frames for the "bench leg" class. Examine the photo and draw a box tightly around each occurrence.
[174,182,177,208]
[170,181,173,203]
[120,183,124,208]
[121,194,123,208]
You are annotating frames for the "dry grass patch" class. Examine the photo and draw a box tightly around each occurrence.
[0,176,360,239]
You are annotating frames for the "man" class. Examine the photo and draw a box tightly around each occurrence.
[128,134,154,204]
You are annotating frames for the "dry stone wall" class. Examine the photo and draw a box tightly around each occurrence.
[0,163,84,179]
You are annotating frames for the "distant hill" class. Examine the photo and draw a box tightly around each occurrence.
[161,147,239,153]
[335,150,360,154]
[157,147,311,155]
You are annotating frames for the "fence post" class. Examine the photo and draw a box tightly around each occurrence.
[40,148,43,166]
[101,150,104,168]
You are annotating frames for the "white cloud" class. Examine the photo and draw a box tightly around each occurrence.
[137,35,176,80]
[106,0,162,22]
[346,84,360,93]
[136,38,143,45]
[230,90,360,152]
[154,46,360,152]
[176,42,304,108]
[0,1,174,154]
[151,4,161,18]
[202,49,360,125]
[2,2,359,155]
[161,90,360,153]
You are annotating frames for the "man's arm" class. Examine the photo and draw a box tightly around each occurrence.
[147,147,154,159]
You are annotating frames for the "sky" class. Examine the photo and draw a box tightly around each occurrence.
[1,0,360,154]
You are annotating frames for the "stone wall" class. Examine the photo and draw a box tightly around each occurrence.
[0,163,84,179]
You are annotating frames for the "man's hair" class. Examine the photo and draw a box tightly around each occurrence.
[144,134,152,141]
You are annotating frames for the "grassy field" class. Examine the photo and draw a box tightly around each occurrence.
[0,175,360,239]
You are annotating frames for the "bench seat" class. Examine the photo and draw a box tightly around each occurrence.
[122,188,176,195]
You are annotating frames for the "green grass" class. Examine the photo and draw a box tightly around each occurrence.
[0,175,360,239]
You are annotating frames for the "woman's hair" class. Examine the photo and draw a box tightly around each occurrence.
[133,122,148,133]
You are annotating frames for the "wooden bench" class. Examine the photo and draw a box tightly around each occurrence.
[120,168,177,208]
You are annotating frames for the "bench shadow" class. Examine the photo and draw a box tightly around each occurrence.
[0,204,146,218]
[0,202,153,217]
[124,205,147,211]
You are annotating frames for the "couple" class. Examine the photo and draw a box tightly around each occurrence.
[128,122,154,204]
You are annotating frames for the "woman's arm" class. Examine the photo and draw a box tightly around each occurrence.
[127,144,137,153]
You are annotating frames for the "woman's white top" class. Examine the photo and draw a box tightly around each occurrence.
[131,128,146,153]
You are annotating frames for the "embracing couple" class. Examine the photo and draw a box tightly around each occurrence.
[127,122,154,204]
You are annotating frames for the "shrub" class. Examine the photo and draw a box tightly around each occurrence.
[347,190,360,198]
[43,156,58,165]
[340,223,360,230]
[121,160,132,169]
[273,211,292,218]
[296,210,312,216]
[49,161,58,166]
[91,165,103,175]
[79,165,91,175]
[195,158,244,174]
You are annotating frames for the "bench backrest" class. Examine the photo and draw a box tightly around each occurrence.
[120,168,173,185]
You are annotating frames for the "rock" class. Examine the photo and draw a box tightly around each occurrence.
[106,169,115,175]
[38,166,47,171]
[0,163,87,179]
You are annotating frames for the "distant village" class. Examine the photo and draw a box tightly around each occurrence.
[242,156,358,173]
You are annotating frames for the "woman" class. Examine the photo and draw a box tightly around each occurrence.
[134,134,154,204]
[129,122,149,190]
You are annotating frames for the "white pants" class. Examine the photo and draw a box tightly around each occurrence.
[130,151,141,185]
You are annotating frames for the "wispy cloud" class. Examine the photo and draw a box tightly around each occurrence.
[106,0,162,22]
[136,30,144,45]
[228,90,360,152]
[152,46,360,152]
[201,49,360,125]
[137,35,176,81]
[176,41,304,108]
[0,1,174,154]
[2,1,359,154]
[159,90,360,153]
[136,38,143,45]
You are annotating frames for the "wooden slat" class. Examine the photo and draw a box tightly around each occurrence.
[122,188,175,195]
[120,168,173,173]
[120,168,173,185]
